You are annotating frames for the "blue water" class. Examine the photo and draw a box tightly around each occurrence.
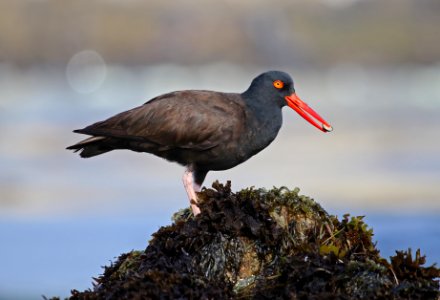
[0,214,438,299]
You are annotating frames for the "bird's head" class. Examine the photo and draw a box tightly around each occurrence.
[246,70,333,133]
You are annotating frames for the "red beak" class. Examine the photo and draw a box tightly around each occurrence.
[285,93,333,133]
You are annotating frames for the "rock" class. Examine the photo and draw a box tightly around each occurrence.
[61,181,439,299]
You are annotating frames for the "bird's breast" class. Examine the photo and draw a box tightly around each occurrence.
[200,108,282,171]
[243,107,283,151]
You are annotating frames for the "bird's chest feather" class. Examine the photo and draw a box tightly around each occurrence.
[241,108,282,155]
[241,123,281,162]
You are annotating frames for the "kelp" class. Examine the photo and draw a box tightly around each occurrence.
[60,181,438,299]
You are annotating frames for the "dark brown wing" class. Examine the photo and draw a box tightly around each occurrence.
[72,91,245,152]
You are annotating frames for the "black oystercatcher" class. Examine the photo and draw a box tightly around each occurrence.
[67,71,332,215]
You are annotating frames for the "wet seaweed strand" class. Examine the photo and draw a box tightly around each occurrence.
[59,181,438,300]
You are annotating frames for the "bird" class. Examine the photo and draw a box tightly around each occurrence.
[67,71,332,215]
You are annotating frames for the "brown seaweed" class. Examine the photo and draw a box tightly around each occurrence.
[58,181,438,299]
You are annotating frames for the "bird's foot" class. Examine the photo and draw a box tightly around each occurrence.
[190,199,201,216]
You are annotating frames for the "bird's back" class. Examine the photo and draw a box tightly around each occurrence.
[68,91,249,169]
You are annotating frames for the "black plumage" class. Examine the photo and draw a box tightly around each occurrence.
[67,71,332,215]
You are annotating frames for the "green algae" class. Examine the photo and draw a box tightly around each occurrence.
[62,181,439,299]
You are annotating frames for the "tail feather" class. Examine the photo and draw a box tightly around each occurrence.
[67,136,113,158]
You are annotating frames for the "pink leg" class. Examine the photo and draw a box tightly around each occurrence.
[182,168,201,215]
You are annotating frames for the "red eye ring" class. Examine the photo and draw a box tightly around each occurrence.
[273,80,284,89]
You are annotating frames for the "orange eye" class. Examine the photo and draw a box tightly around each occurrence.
[273,80,284,89]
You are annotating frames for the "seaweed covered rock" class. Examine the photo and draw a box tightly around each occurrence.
[68,182,439,300]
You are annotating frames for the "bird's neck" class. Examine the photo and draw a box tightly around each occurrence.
[241,92,283,153]
[241,90,283,125]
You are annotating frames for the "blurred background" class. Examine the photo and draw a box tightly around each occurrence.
[1,0,439,298]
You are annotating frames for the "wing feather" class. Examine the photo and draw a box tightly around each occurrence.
[75,91,244,152]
